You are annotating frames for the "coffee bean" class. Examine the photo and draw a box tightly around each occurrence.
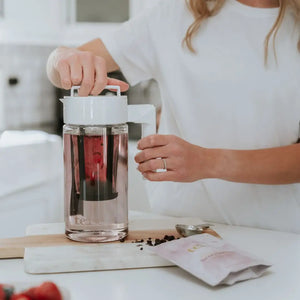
[164,235,175,241]
[146,240,153,246]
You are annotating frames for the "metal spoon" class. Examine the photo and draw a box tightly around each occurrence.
[175,223,214,237]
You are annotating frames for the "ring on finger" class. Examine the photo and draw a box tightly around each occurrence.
[162,158,167,170]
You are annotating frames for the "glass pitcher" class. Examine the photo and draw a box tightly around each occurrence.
[61,85,155,242]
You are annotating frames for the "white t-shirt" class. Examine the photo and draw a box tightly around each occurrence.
[102,0,300,233]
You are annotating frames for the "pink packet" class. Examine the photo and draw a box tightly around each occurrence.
[150,233,271,286]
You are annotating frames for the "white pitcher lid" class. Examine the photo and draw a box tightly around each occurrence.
[60,85,128,125]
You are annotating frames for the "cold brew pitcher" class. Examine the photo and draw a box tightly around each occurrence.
[61,85,155,242]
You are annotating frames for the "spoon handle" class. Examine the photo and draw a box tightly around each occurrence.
[195,223,214,229]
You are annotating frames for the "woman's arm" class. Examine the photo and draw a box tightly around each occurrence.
[211,143,300,184]
[46,38,129,96]
[134,134,300,184]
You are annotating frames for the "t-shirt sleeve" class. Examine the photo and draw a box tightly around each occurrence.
[101,2,163,86]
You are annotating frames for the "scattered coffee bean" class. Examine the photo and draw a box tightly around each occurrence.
[132,239,145,243]
[164,235,175,241]
[121,235,180,246]
[146,240,153,246]
[154,238,160,245]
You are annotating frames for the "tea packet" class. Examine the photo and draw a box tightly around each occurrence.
[150,233,271,286]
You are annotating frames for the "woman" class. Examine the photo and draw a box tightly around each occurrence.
[47,0,300,232]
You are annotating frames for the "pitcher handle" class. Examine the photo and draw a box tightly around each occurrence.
[128,105,156,137]
[70,85,121,97]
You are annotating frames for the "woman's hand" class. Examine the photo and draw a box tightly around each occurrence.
[47,46,129,96]
[134,134,214,182]
[135,134,300,184]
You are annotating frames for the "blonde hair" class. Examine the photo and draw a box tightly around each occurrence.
[183,0,300,63]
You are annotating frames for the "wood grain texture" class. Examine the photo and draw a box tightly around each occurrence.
[0,228,220,259]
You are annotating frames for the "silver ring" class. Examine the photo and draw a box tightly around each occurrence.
[162,158,167,170]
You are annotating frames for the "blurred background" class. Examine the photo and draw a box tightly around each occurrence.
[0,0,162,238]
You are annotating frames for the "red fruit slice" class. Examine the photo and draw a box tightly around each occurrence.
[34,282,62,300]
[0,285,5,300]
[22,287,37,299]
[11,294,31,300]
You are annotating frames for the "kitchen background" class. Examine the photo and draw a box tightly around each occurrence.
[0,0,161,238]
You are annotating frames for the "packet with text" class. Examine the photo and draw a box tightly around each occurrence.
[151,234,271,286]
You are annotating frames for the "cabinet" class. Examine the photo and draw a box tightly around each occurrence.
[63,0,161,45]
[67,0,129,23]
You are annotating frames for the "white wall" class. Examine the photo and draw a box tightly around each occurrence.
[0,0,163,46]
[3,0,64,42]
[0,45,57,132]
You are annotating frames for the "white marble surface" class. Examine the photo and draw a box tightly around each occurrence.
[0,211,300,300]
[24,215,206,274]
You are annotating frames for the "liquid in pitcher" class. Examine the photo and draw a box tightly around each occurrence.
[63,124,128,242]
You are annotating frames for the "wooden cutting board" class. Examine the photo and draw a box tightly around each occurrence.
[0,217,220,274]
[0,229,184,259]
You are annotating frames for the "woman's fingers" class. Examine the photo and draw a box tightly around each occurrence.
[69,56,83,86]
[137,157,171,173]
[137,134,174,150]
[142,170,177,182]
[90,56,108,95]
[107,78,129,92]
[78,53,95,96]
[55,48,129,96]
[135,145,169,163]
[57,61,72,90]
[134,134,206,182]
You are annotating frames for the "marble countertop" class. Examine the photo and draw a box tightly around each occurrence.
[0,211,299,300]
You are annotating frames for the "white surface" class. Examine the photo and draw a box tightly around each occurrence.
[0,131,62,196]
[0,211,299,300]
[24,216,204,274]
[0,131,64,238]
[0,180,63,238]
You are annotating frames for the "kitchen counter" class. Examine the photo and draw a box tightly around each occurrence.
[0,211,299,300]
